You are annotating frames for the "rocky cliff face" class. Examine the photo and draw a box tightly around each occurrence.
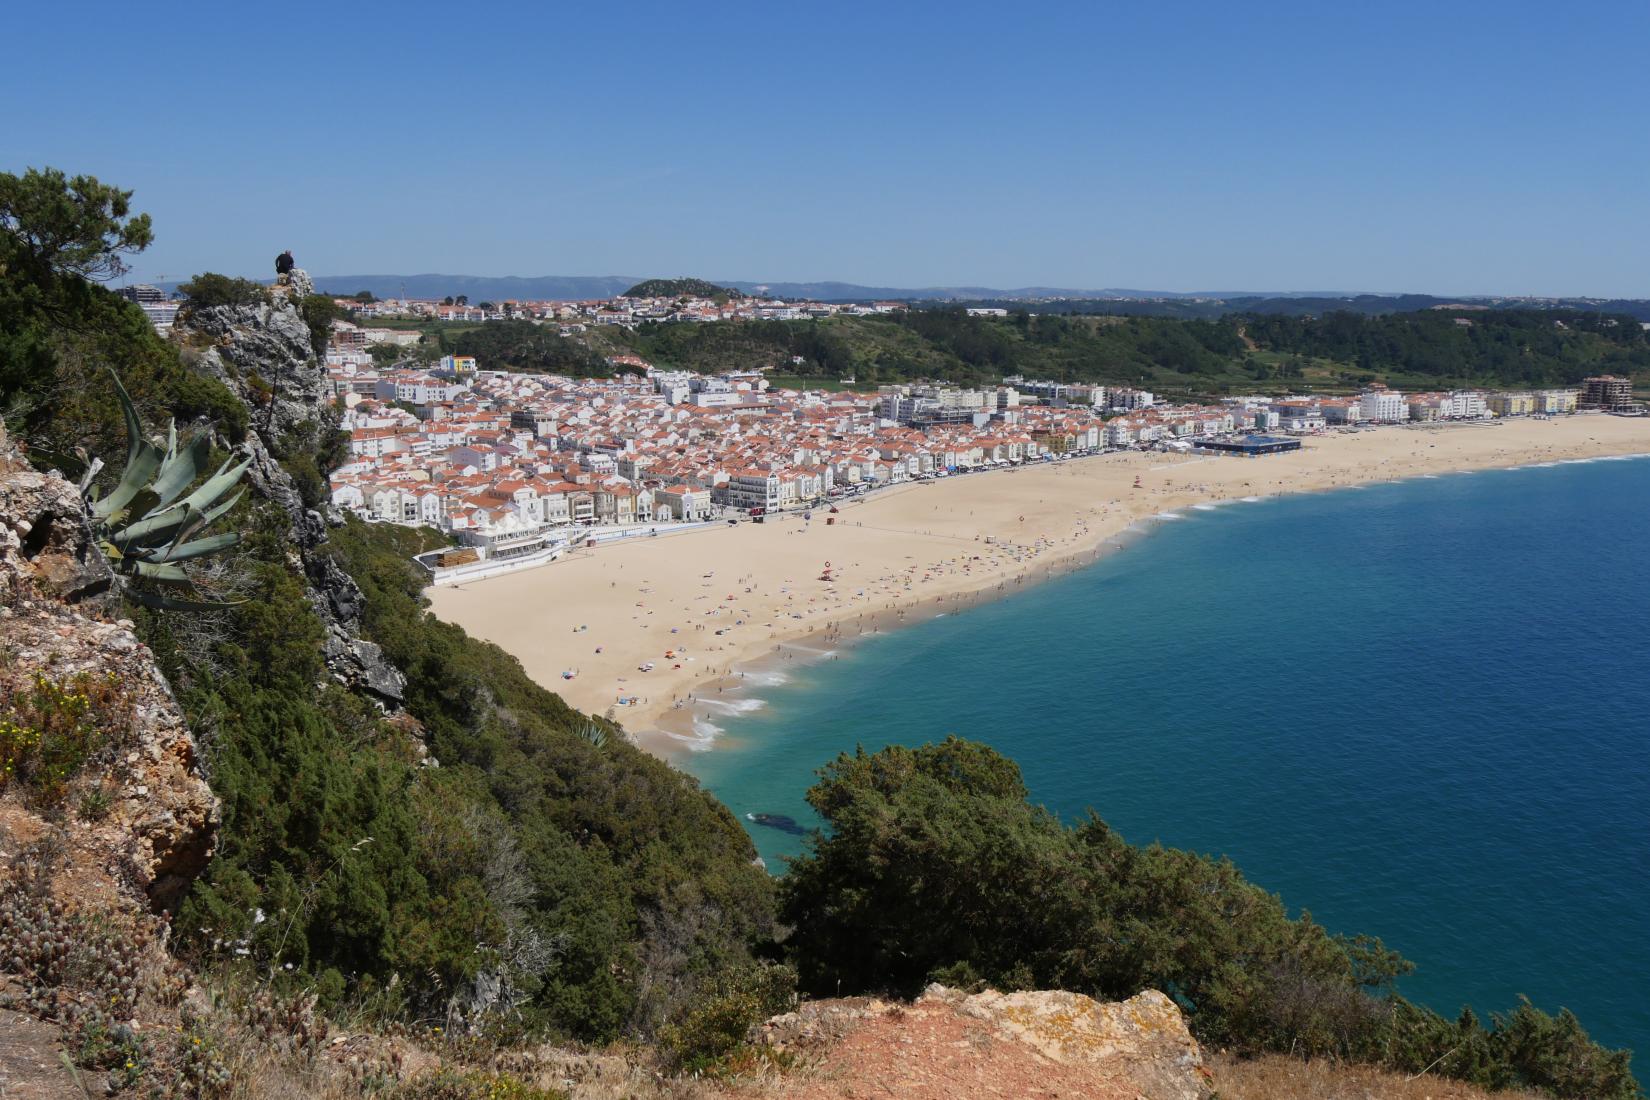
[0,427,218,913]
[175,273,404,704]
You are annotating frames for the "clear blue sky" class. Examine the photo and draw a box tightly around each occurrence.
[7,0,1648,295]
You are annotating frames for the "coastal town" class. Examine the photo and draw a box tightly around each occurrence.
[311,294,1637,580]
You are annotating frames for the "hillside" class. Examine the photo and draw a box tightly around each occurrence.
[623,277,744,299]
[579,308,1650,397]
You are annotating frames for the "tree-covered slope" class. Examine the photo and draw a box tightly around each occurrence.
[593,307,1650,395]
[622,277,743,299]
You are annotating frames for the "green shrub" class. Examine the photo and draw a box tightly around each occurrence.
[658,963,796,1075]
[0,671,130,803]
[780,738,1638,1100]
[176,272,269,309]
[298,294,342,359]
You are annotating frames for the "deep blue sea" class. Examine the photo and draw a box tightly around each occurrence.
[682,455,1650,1054]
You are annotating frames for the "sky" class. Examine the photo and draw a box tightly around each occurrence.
[6,0,1649,296]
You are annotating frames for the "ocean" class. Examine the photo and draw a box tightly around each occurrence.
[680,454,1650,1055]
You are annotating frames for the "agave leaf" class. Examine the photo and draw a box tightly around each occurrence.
[128,591,246,612]
[159,504,209,560]
[123,488,162,526]
[76,455,104,496]
[151,432,211,508]
[114,485,245,551]
[128,560,192,586]
[151,532,240,563]
[195,487,245,531]
[111,500,190,550]
[177,456,253,514]
[90,439,162,521]
[109,369,144,471]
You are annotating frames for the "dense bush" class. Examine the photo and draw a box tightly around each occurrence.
[325,519,778,1039]
[780,738,1638,1099]
[176,272,270,309]
[448,320,611,375]
[657,962,796,1074]
[298,294,343,359]
[1240,308,1650,388]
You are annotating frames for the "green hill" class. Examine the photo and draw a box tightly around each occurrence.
[584,308,1650,398]
[622,277,744,299]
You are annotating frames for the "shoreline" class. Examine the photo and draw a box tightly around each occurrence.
[425,416,1650,759]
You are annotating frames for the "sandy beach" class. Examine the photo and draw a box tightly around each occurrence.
[426,415,1650,754]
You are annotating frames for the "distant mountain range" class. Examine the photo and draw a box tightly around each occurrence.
[289,273,1377,303]
[147,273,1650,321]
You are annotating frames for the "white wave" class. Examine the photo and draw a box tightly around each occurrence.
[784,643,837,656]
[664,717,723,752]
[1155,512,1185,520]
[697,697,767,715]
[1192,503,1219,511]
[1241,496,1262,503]
[742,669,791,688]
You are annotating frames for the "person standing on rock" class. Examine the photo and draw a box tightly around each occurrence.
[275,249,296,284]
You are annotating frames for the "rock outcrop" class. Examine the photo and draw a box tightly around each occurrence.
[174,284,405,705]
[182,290,322,441]
[0,435,112,608]
[749,984,1213,1100]
[0,427,218,913]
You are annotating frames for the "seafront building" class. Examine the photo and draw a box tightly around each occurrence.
[1580,375,1634,410]
[322,330,1597,579]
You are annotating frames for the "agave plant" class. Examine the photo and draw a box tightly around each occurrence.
[80,371,250,610]
[578,721,609,751]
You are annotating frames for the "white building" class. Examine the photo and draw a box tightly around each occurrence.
[1359,389,1408,422]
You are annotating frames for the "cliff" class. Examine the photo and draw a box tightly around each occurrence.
[0,427,220,1097]
[173,271,405,705]
[0,426,218,913]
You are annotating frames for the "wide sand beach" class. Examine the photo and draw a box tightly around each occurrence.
[427,415,1650,754]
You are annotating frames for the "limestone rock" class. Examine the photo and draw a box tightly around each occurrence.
[756,985,1213,1100]
[945,985,1212,1100]
[0,435,219,914]
[171,294,406,706]
[182,294,322,440]
[0,427,112,607]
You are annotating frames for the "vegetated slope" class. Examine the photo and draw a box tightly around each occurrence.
[622,277,744,299]
[588,307,1649,395]
[1237,309,1650,389]
[449,318,615,376]
[149,295,775,1043]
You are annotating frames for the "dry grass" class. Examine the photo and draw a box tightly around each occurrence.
[1208,1052,1544,1100]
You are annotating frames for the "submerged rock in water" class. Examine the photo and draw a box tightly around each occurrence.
[747,812,806,835]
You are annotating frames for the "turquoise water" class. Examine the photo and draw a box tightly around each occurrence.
[682,455,1650,1054]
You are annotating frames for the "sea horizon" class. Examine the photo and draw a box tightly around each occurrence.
[681,453,1650,1055]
